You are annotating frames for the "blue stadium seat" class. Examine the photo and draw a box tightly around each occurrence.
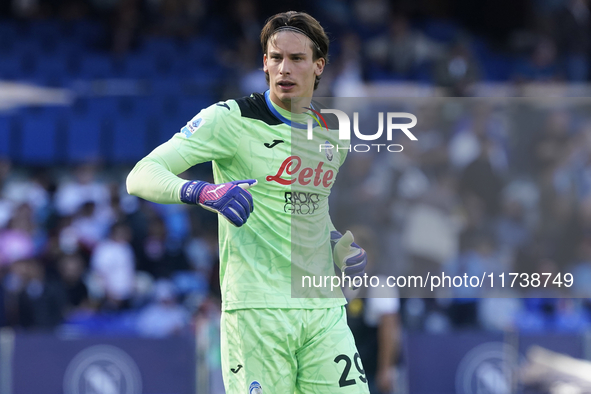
[123,53,159,78]
[420,18,461,43]
[128,96,161,117]
[33,54,69,80]
[65,19,106,47]
[19,116,59,164]
[11,37,44,59]
[53,39,82,57]
[157,117,184,145]
[0,57,23,79]
[149,78,184,95]
[185,67,223,90]
[0,21,19,54]
[150,97,210,145]
[25,20,63,41]
[0,116,13,158]
[66,116,104,163]
[110,117,149,163]
[18,105,69,122]
[468,38,514,81]
[0,20,20,37]
[177,97,211,120]
[410,61,434,83]
[85,97,121,118]
[0,20,19,38]
[78,54,115,79]
[185,37,217,67]
[138,37,179,59]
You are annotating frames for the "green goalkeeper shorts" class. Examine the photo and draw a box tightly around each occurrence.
[220,306,370,394]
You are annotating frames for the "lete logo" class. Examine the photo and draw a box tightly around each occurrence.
[266,156,334,187]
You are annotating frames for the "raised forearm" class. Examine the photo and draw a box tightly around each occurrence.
[126,143,191,204]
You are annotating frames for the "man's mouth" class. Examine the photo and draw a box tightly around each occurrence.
[278,81,296,89]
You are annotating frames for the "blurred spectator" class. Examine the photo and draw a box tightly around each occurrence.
[184,234,215,276]
[313,0,352,35]
[513,37,562,82]
[89,221,135,310]
[554,0,590,82]
[2,168,53,225]
[65,201,113,253]
[108,0,143,53]
[54,163,111,217]
[410,103,448,177]
[448,104,509,171]
[570,121,591,200]
[446,235,503,328]
[136,216,189,278]
[235,38,268,96]
[225,0,261,44]
[432,38,481,96]
[332,33,367,97]
[532,110,573,186]
[56,253,91,312]
[4,258,67,329]
[330,153,382,229]
[0,205,36,269]
[365,14,442,79]
[344,226,401,394]
[458,138,506,217]
[494,197,531,254]
[149,0,205,38]
[136,279,190,337]
[0,280,6,327]
[352,0,390,38]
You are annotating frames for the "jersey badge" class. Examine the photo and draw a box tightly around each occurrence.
[249,380,263,394]
[181,117,206,138]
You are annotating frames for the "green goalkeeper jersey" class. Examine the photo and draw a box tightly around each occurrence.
[127,91,347,311]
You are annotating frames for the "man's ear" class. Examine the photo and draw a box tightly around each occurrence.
[315,57,325,76]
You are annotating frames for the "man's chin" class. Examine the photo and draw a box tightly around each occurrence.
[279,93,306,104]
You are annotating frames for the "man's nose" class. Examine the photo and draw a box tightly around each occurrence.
[279,58,291,74]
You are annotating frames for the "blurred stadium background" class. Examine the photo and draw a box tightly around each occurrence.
[2,0,591,393]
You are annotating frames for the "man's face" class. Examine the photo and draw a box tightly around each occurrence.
[263,31,325,112]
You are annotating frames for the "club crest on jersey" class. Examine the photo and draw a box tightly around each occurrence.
[325,140,333,161]
[249,381,262,394]
[181,117,206,138]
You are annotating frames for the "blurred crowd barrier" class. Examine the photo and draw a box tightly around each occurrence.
[0,327,588,394]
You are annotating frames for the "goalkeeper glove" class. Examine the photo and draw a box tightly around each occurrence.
[180,179,257,227]
[331,230,367,286]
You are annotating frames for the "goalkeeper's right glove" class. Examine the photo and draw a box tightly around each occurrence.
[331,230,367,286]
[180,179,257,227]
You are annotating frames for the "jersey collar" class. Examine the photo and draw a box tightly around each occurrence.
[264,90,312,130]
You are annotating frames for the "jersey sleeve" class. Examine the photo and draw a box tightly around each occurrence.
[126,100,242,204]
[170,100,242,166]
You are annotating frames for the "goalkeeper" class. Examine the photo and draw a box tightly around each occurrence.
[127,11,368,394]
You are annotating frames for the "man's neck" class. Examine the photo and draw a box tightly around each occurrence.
[270,94,312,114]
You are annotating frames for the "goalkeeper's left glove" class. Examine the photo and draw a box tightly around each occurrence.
[331,230,367,286]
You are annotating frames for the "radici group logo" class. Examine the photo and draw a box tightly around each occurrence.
[304,107,418,153]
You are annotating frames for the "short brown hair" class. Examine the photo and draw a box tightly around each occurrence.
[260,11,329,90]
